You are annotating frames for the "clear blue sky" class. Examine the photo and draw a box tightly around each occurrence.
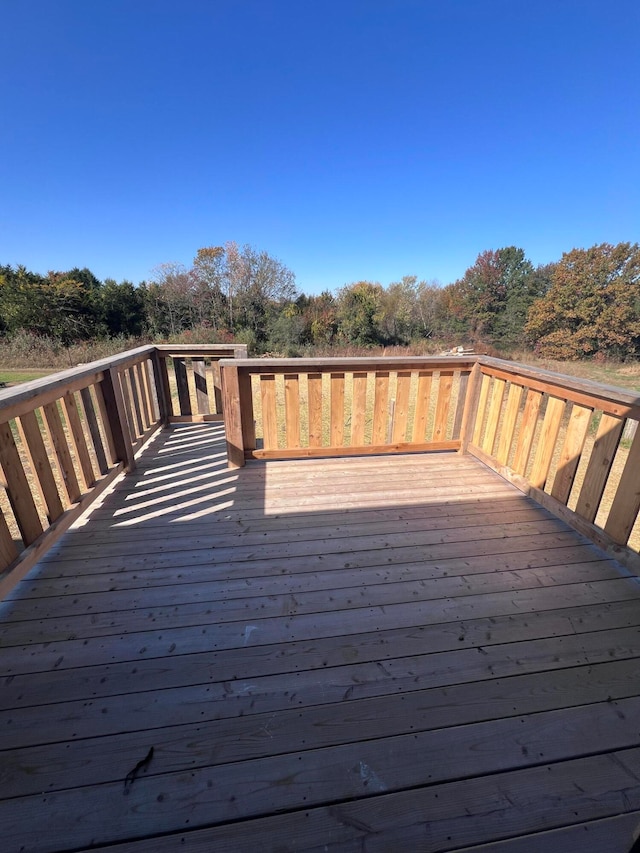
[1,0,638,294]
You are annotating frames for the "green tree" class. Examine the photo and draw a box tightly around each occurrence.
[336,281,384,346]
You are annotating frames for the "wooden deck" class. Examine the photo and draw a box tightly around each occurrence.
[3,423,640,852]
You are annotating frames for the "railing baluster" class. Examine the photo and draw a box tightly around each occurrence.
[330,373,345,447]
[413,371,433,443]
[193,359,209,414]
[392,371,411,443]
[351,372,368,445]
[372,371,390,445]
[432,370,454,442]
[495,384,523,465]
[482,378,507,455]
[574,413,624,523]
[511,389,543,475]
[0,511,18,571]
[62,391,96,490]
[42,400,82,504]
[284,374,301,448]
[17,410,64,522]
[308,373,323,447]
[0,420,43,546]
[604,426,640,545]
[550,404,592,504]
[174,357,191,416]
[528,396,566,490]
[260,374,278,449]
[79,387,109,476]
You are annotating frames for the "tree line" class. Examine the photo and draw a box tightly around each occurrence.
[1,240,639,360]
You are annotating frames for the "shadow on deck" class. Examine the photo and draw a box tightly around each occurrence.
[2,424,640,852]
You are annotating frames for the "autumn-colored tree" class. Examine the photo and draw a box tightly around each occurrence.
[525,243,640,359]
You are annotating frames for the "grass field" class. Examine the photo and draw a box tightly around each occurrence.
[0,369,54,386]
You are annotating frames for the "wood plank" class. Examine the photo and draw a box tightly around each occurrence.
[350,371,368,445]
[259,374,278,450]
[550,403,592,505]
[452,369,470,440]
[219,364,244,468]
[512,388,543,475]
[151,348,172,422]
[372,371,390,445]
[575,412,625,522]
[482,377,507,455]
[5,710,640,852]
[391,371,411,443]
[134,361,152,428]
[412,370,433,442]
[192,359,209,415]
[173,356,191,416]
[61,390,96,489]
[127,366,145,435]
[307,372,323,447]
[605,424,640,545]
[432,369,453,442]
[142,358,159,423]
[495,383,523,465]
[529,395,566,489]
[249,440,460,460]
[211,360,223,414]
[452,811,640,853]
[284,374,300,448]
[98,370,135,471]
[16,409,64,521]
[329,372,345,447]
[93,381,118,465]
[0,423,42,545]
[472,372,491,446]
[79,387,109,475]
[238,370,256,451]
[41,401,82,503]
[0,509,18,571]
[118,368,137,440]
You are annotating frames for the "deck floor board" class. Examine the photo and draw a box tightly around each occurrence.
[1,423,640,852]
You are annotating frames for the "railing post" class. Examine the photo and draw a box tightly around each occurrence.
[221,363,246,468]
[150,349,171,426]
[458,361,483,454]
[100,367,136,471]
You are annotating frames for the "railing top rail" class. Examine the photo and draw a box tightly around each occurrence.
[478,356,640,412]
[219,355,479,373]
[0,345,157,418]
[155,344,248,355]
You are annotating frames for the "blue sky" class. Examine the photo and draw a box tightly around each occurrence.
[1,0,638,294]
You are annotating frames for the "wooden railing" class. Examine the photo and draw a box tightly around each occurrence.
[220,356,477,467]
[154,344,247,422]
[2,347,639,593]
[220,354,640,568]
[466,357,640,565]
[0,343,246,595]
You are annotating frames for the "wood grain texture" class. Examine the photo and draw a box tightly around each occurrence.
[284,374,301,448]
[42,400,82,504]
[17,409,64,522]
[1,421,639,852]
[575,413,625,523]
[330,372,345,447]
[259,374,278,450]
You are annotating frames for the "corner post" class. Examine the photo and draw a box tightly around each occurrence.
[221,363,246,468]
